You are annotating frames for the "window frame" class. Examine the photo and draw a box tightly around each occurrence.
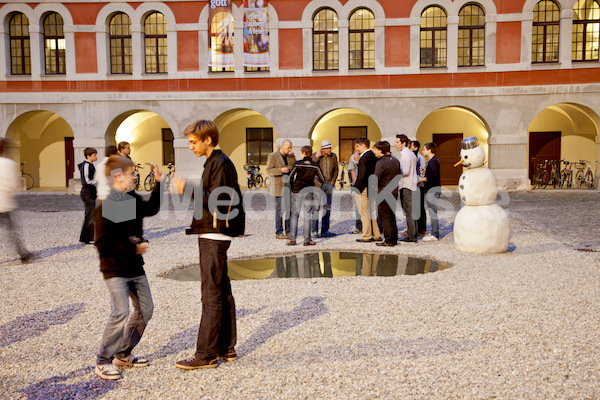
[572,0,600,62]
[9,13,31,75]
[349,8,375,70]
[246,127,273,164]
[532,0,561,64]
[144,12,168,74]
[458,4,485,67]
[162,128,175,165]
[312,8,339,71]
[420,6,448,68]
[43,12,66,75]
[209,11,234,73]
[109,12,133,75]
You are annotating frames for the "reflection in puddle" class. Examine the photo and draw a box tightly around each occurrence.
[165,252,451,281]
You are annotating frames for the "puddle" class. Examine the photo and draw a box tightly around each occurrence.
[164,252,452,281]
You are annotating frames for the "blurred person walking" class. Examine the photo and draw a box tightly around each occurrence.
[411,140,427,236]
[0,139,33,262]
[420,142,442,241]
[347,151,362,234]
[96,145,119,202]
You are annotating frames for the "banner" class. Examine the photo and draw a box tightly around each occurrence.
[209,0,234,68]
[243,0,269,68]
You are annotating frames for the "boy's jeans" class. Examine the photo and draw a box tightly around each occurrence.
[97,275,154,365]
[289,192,316,243]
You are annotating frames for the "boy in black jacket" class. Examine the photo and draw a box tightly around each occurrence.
[287,146,325,246]
[93,155,162,380]
[79,147,97,244]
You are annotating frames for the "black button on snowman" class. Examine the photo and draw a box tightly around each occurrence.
[453,137,510,254]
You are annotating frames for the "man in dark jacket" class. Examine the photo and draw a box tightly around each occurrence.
[352,137,381,243]
[79,147,97,243]
[94,155,162,380]
[372,141,401,246]
[175,119,245,370]
[311,139,338,238]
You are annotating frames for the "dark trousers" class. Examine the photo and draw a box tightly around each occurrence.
[80,186,96,243]
[195,238,236,359]
[417,187,426,234]
[0,212,29,258]
[378,193,398,244]
[400,188,417,241]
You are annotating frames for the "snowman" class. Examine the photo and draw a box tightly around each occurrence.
[453,137,510,254]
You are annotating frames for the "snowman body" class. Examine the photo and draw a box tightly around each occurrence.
[453,141,510,254]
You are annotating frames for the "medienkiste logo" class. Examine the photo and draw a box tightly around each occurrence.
[210,0,228,9]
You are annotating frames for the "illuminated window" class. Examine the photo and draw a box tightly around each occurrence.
[246,128,273,164]
[109,13,132,74]
[349,8,375,70]
[313,8,339,71]
[210,11,234,72]
[420,6,447,68]
[532,0,560,63]
[572,0,600,61]
[458,5,485,67]
[144,12,167,73]
[43,13,66,75]
[9,13,31,75]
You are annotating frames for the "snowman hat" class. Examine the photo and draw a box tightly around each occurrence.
[461,136,479,150]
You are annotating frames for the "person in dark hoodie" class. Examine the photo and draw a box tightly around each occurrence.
[174,119,245,370]
[287,145,325,246]
[79,147,97,244]
[93,155,163,380]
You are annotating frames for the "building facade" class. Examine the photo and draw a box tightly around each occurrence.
[1,0,599,189]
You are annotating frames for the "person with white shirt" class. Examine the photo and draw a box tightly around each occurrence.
[96,145,119,201]
[395,134,418,243]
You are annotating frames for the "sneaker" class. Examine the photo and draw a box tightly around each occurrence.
[422,235,439,242]
[321,232,336,237]
[304,240,316,246]
[276,234,290,239]
[400,237,417,244]
[374,237,384,242]
[175,356,218,370]
[95,363,122,380]
[312,233,321,238]
[286,240,296,246]
[351,229,361,234]
[113,354,149,367]
[20,253,35,263]
[218,348,237,362]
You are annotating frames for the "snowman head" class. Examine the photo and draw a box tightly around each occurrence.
[458,137,485,169]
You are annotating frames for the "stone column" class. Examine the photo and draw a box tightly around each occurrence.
[488,135,530,191]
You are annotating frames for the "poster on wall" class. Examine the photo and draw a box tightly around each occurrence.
[208,0,234,68]
[243,0,269,68]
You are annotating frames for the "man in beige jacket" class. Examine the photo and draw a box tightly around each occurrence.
[266,140,295,239]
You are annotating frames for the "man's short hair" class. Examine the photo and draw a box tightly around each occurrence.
[84,147,97,158]
[184,119,219,146]
[373,141,390,154]
[424,142,437,154]
[412,140,421,150]
[354,137,370,148]
[105,154,134,178]
[117,141,129,151]
[301,145,312,156]
[105,145,119,157]
[396,134,409,146]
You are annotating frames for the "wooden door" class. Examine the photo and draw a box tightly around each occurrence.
[64,137,74,186]
[339,126,367,162]
[433,133,463,186]
[529,132,561,180]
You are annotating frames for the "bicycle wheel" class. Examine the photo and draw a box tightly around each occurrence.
[576,170,584,188]
[565,170,573,189]
[144,174,156,191]
[23,173,34,190]
[247,178,255,190]
[163,174,171,192]
[264,176,271,191]
[255,174,263,189]
[539,171,549,189]
[585,170,594,190]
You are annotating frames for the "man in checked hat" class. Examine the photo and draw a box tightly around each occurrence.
[311,139,339,238]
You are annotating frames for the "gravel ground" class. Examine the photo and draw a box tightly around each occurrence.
[1,188,599,399]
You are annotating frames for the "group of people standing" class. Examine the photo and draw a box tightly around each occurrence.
[265,135,441,247]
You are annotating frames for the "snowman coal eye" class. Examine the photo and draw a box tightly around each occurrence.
[464,155,468,159]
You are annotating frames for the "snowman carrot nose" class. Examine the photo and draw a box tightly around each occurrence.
[454,160,463,167]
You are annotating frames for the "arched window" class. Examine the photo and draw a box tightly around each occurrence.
[532,0,560,63]
[209,11,234,72]
[313,8,339,71]
[9,13,31,75]
[349,8,375,70]
[43,13,66,75]
[420,6,447,68]
[144,12,167,73]
[109,13,132,74]
[458,4,485,67]
[572,0,600,61]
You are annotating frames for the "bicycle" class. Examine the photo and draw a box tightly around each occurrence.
[144,163,156,191]
[244,161,263,189]
[338,161,348,189]
[162,163,175,191]
[133,163,143,190]
[533,159,550,189]
[20,162,34,190]
[559,160,573,189]
[575,160,597,189]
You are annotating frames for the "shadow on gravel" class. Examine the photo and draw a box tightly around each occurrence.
[238,296,328,359]
[0,303,85,347]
